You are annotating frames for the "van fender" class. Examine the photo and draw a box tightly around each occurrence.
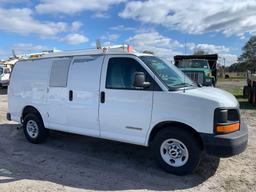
[145,118,198,146]
[21,105,47,126]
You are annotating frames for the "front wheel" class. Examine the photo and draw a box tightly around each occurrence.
[151,128,202,175]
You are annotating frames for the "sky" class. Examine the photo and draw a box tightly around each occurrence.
[0,0,256,65]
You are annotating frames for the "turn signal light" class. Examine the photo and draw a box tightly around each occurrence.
[216,122,240,133]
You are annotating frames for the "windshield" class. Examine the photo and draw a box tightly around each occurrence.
[177,59,209,69]
[0,67,3,75]
[139,56,194,89]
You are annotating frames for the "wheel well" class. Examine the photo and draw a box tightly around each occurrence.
[21,106,42,123]
[148,121,204,149]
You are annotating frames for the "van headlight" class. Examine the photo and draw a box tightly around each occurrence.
[214,108,240,134]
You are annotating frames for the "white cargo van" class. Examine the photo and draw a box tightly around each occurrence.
[0,65,11,87]
[7,46,248,175]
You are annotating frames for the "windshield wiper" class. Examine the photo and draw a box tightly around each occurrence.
[168,83,196,91]
[173,83,194,87]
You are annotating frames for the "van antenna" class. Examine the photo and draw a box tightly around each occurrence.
[96,39,102,49]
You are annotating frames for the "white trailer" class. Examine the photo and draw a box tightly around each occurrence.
[7,45,248,175]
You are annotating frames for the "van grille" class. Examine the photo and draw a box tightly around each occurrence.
[184,72,204,85]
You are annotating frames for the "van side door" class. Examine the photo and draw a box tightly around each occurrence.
[46,58,72,129]
[99,55,158,145]
[65,55,104,136]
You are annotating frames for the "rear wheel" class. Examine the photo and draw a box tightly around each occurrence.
[252,87,256,105]
[248,87,253,104]
[212,79,216,87]
[23,114,48,144]
[243,86,248,97]
[151,128,202,175]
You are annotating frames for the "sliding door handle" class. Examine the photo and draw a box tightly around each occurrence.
[69,90,73,101]
[100,91,105,103]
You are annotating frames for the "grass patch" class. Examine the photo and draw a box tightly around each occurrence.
[218,77,246,82]
[224,87,242,96]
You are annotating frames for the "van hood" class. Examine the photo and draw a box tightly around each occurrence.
[182,87,239,108]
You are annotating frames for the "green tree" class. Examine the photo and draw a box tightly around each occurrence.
[238,36,256,71]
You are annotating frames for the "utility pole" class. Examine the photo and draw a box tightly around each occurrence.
[223,57,226,76]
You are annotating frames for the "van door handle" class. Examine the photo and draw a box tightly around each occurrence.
[69,90,73,101]
[100,91,105,103]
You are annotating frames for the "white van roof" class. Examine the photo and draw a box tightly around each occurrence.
[42,45,152,58]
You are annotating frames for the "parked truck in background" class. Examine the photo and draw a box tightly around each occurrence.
[174,54,218,86]
[0,65,11,87]
[243,69,256,104]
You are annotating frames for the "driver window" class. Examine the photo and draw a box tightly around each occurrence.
[106,57,154,90]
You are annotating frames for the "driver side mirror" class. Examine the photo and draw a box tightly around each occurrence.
[133,72,151,89]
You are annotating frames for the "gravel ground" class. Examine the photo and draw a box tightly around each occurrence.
[0,82,255,192]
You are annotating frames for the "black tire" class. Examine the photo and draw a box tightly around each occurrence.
[212,79,216,87]
[243,86,248,97]
[252,87,256,105]
[23,113,48,144]
[248,87,253,104]
[151,128,202,175]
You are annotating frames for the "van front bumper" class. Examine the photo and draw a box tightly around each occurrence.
[200,121,248,157]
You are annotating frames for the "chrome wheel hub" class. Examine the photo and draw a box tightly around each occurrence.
[26,120,39,139]
[160,138,189,167]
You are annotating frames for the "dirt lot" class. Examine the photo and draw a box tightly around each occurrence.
[0,81,255,192]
